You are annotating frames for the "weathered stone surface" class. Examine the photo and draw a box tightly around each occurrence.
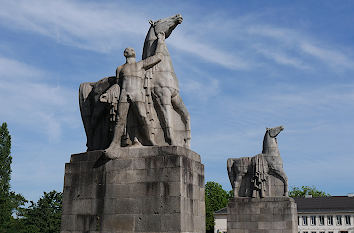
[61,146,205,233]
[227,126,288,198]
[79,14,190,152]
[227,197,298,233]
[226,126,297,233]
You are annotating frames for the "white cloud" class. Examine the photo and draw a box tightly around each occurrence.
[247,25,354,72]
[0,0,254,70]
[0,57,78,142]
[253,46,310,70]
[0,0,147,52]
[180,78,220,101]
[2,0,353,73]
[300,42,354,71]
[171,32,250,70]
[0,57,45,80]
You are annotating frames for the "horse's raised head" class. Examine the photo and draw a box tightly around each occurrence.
[150,14,183,39]
[266,125,284,138]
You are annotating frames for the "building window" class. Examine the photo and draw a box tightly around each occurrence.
[328,215,333,225]
[319,232,325,233]
[345,215,351,225]
[302,216,308,225]
[303,232,308,233]
[311,232,316,233]
[329,232,334,233]
[319,216,324,225]
[298,216,300,225]
[310,216,316,225]
[337,215,342,225]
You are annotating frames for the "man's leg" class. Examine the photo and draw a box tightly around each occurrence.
[134,101,156,146]
[106,101,129,151]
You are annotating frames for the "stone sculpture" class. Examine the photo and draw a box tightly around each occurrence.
[142,14,190,147]
[227,125,288,198]
[79,76,117,151]
[78,14,190,153]
[226,126,297,233]
[62,14,205,233]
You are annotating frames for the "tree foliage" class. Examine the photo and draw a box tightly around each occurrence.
[289,185,330,197]
[205,181,232,232]
[0,122,13,227]
[14,190,63,233]
[0,122,62,232]
[0,122,27,232]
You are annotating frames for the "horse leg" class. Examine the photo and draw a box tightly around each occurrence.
[269,167,288,196]
[153,87,174,145]
[281,170,289,196]
[171,94,191,147]
[276,168,288,196]
[234,174,243,197]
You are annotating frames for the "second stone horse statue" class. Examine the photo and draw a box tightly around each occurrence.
[227,126,288,198]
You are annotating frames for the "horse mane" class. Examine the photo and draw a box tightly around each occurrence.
[262,129,280,156]
[142,26,158,59]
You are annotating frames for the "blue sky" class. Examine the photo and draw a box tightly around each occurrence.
[1,0,354,201]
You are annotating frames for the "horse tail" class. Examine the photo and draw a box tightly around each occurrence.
[79,82,93,116]
[227,158,236,189]
[79,82,94,149]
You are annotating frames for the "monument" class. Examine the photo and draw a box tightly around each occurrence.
[226,126,298,233]
[61,14,205,233]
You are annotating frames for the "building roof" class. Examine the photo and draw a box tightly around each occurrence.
[214,196,354,215]
[294,196,354,213]
[214,207,227,214]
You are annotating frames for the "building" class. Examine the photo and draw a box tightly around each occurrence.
[214,207,228,233]
[214,195,354,233]
[295,195,354,233]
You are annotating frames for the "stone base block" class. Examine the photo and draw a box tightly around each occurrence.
[60,146,205,233]
[227,197,298,233]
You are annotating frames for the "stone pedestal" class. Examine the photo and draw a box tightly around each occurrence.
[227,197,297,233]
[61,146,205,233]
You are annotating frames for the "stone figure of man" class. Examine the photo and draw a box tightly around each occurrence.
[104,32,166,156]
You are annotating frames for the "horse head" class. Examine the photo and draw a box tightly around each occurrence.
[143,14,183,59]
[267,125,284,138]
[149,14,183,39]
[262,125,284,156]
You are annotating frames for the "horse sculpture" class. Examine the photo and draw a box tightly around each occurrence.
[79,76,116,151]
[142,14,191,147]
[227,126,288,198]
[78,14,191,151]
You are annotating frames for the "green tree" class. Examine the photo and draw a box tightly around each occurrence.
[289,185,330,197]
[205,181,232,233]
[0,122,27,232]
[0,122,13,227]
[17,190,63,233]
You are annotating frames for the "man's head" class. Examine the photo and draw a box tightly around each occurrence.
[124,47,136,58]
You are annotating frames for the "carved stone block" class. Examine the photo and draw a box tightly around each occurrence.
[227,197,298,233]
[60,146,205,233]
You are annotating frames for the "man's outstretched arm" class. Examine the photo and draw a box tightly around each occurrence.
[142,32,165,70]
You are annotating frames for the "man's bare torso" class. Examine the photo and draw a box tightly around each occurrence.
[119,61,145,102]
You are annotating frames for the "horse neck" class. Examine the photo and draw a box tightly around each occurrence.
[262,132,280,156]
[142,26,157,59]
[142,26,170,60]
